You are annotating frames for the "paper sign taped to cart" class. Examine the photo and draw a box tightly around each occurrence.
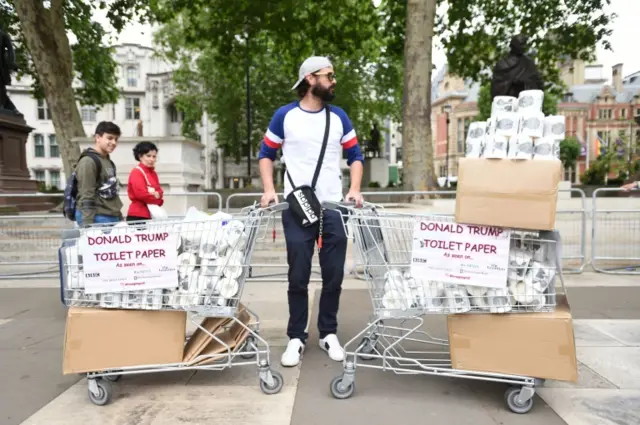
[80,230,179,294]
[410,219,511,288]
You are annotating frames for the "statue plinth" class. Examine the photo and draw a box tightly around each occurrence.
[0,113,54,212]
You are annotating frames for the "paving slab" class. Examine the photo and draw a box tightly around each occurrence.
[576,347,640,390]
[291,289,566,425]
[537,389,640,425]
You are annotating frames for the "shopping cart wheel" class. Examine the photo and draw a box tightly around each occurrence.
[504,386,534,414]
[260,370,284,395]
[87,379,112,406]
[103,370,122,382]
[240,337,257,359]
[330,375,355,399]
[357,338,377,361]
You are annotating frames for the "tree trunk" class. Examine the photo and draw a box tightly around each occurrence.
[402,0,438,197]
[14,0,84,180]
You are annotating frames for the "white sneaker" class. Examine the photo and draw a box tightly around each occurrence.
[319,334,345,362]
[281,338,305,367]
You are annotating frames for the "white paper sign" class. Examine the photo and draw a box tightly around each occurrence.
[81,230,179,294]
[410,219,511,288]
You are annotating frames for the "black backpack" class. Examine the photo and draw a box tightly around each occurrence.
[62,150,114,221]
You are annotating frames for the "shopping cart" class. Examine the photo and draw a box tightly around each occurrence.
[324,201,565,414]
[58,202,288,405]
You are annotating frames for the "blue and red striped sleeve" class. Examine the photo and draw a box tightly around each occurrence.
[258,106,287,161]
[332,106,364,166]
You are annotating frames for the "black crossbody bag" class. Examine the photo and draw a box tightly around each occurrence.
[285,105,330,233]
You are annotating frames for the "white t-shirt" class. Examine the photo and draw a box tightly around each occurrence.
[261,101,360,203]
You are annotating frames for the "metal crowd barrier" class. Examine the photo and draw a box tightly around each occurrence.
[591,188,640,275]
[0,192,223,280]
[7,187,634,280]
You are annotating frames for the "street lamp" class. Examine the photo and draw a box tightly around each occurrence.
[443,104,452,187]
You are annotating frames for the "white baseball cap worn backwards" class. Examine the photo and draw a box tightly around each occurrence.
[291,56,333,90]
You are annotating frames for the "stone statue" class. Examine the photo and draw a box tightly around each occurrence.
[137,119,143,136]
[490,34,544,100]
[366,123,381,158]
[0,26,19,115]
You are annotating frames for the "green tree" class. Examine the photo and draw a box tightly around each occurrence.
[438,0,615,95]
[151,0,404,180]
[4,0,149,178]
[559,137,582,171]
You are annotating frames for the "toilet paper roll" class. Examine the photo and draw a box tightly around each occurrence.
[533,137,560,160]
[491,96,518,117]
[518,112,545,138]
[444,286,471,314]
[381,289,406,310]
[465,139,484,158]
[177,252,198,277]
[522,292,547,311]
[420,281,446,312]
[198,274,219,295]
[517,90,544,113]
[122,291,145,309]
[383,269,405,293]
[529,261,556,292]
[199,258,219,276]
[80,291,99,307]
[494,112,520,137]
[223,220,248,251]
[198,226,221,259]
[543,115,566,140]
[466,121,487,142]
[100,291,122,309]
[217,276,239,299]
[218,251,244,279]
[466,286,490,311]
[509,278,540,304]
[484,134,509,159]
[508,134,534,159]
[485,117,496,137]
[509,250,532,268]
[142,289,164,310]
[487,288,512,313]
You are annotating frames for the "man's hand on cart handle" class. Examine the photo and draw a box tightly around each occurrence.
[260,189,278,208]
[345,190,364,207]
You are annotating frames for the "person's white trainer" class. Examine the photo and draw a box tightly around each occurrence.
[319,334,345,362]
[281,338,305,367]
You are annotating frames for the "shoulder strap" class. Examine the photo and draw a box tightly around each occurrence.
[136,166,151,186]
[78,151,103,183]
[286,105,331,190]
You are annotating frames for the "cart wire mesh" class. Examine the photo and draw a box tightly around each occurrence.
[59,205,282,317]
[346,208,563,318]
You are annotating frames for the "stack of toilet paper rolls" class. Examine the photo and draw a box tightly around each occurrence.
[465,90,565,161]
[378,232,556,314]
[64,210,250,311]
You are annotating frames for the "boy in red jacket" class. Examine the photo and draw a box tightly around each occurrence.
[126,141,164,222]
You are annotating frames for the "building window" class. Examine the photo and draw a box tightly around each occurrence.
[169,104,183,123]
[125,97,140,120]
[34,134,45,158]
[598,109,612,120]
[126,65,138,87]
[456,119,464,153]
[621,108,627,119]
[34,170,45,183]
[50,170,61,190]
[37,99,50,120]
[439,165,446,177]
[563,166,576,183]
[49,135,59,158]
[81,106,97,122]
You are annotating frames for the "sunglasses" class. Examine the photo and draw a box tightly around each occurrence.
[312,72,336,82]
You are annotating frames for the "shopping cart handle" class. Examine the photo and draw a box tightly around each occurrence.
[260,201,289,213]
[322,201,356,209]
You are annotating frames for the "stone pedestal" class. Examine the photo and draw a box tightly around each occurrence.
[74,136,207,217]
[363,157,390,188]
[0,113,53,212]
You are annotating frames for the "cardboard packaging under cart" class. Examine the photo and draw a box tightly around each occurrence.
[59,205,288,406]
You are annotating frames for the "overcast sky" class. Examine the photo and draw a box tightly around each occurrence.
[95,0,639,83]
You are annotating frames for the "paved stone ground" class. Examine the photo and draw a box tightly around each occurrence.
[2,273,640,425]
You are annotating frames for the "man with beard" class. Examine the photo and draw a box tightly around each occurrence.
[258,56,364,367]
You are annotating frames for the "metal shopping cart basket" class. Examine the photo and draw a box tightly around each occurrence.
[325,201,566,414]
[58,203,288,405]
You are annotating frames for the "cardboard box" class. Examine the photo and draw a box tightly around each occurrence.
[447,295,577,382]
[63,307,187,375]
[455,158,562,230]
